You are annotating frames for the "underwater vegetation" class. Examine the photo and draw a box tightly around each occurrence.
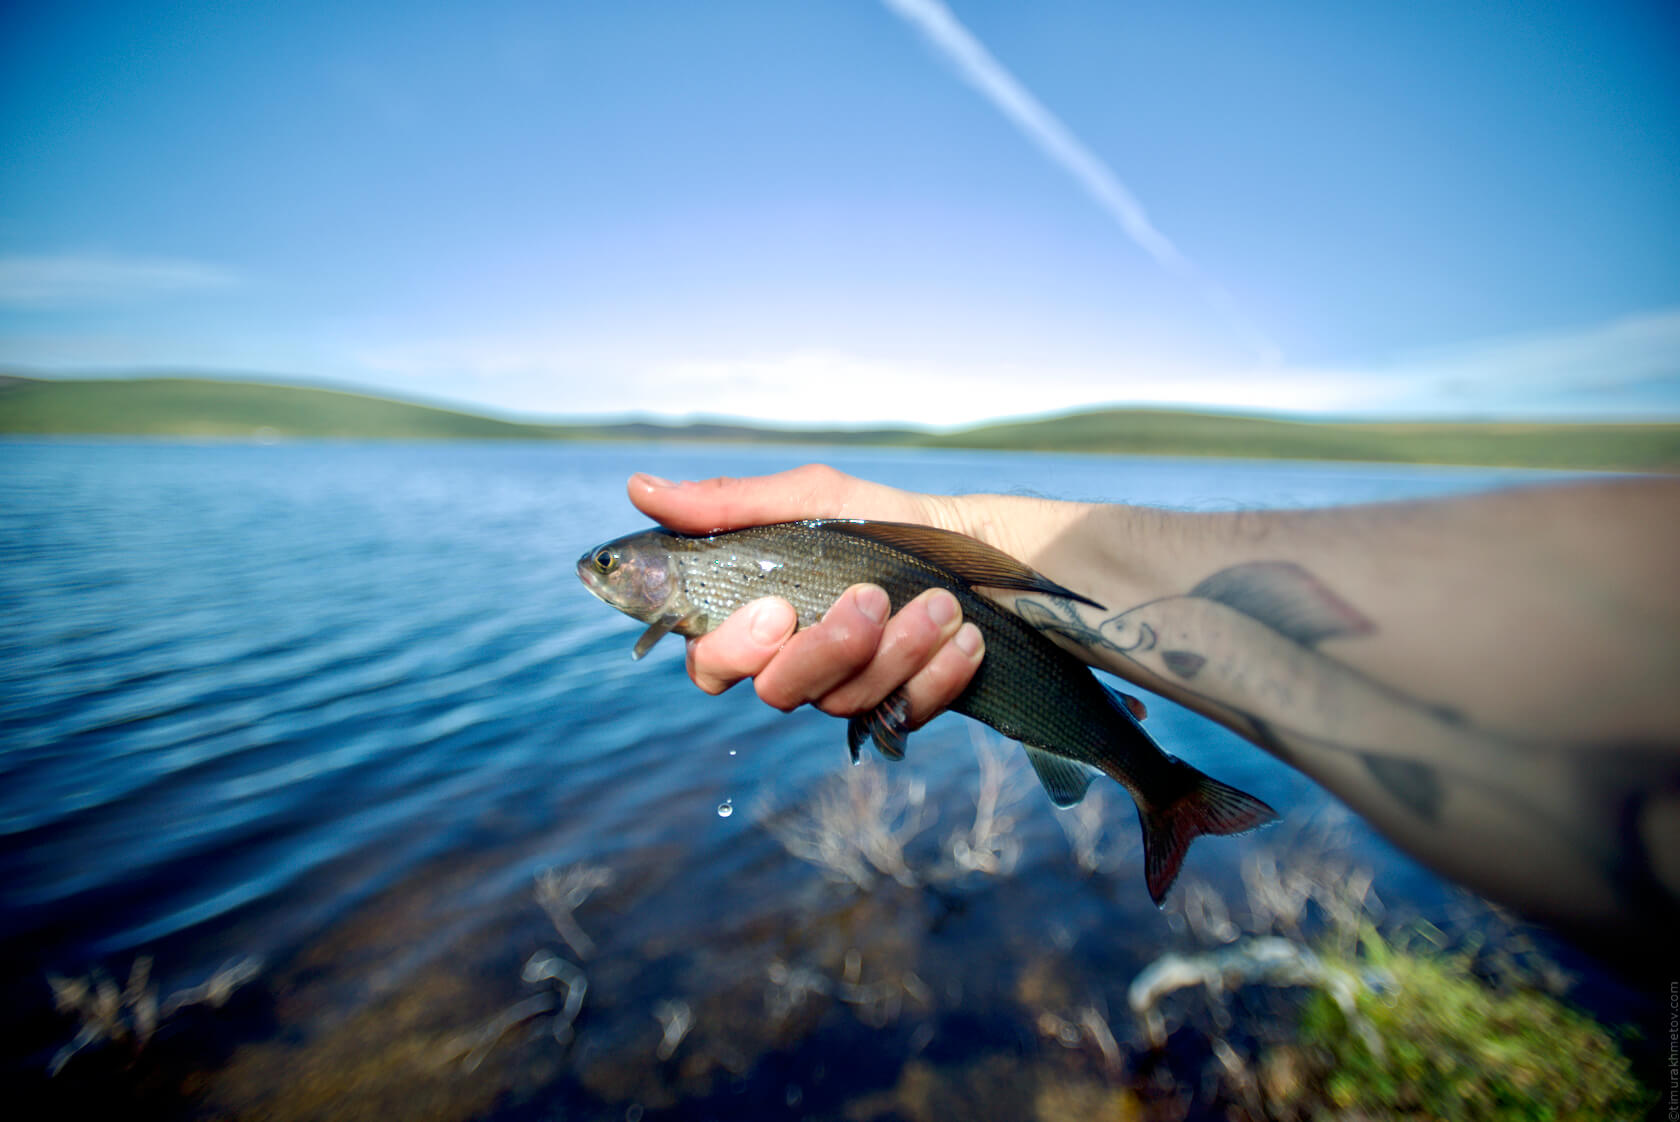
[1124,813,1651,1120]
[45,955,262,1076]
[30,733,1650,1120]
[1297,933,1647,1120]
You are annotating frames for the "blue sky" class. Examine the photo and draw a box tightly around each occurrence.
[2,0,1677,425]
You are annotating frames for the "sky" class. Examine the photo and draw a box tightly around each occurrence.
[2,0,1677,426]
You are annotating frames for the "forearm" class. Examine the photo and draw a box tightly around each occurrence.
[989,477,1680,938]
[994,480,1680,735]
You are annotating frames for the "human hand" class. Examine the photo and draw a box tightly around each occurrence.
[627,464,985,731]
[627,464,1146,728]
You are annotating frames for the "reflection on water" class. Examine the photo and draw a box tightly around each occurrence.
[0,440,1647,1118]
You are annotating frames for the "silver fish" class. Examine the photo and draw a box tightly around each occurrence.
[577,519,1275,902]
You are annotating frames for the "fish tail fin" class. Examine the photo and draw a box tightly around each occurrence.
[1137,769,1277,905]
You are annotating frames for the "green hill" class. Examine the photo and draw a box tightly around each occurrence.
[0,375,921,445]
[933,407,1680,472]
[0,375,560,440]
[2,373,1677,471]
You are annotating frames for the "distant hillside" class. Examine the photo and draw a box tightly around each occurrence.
[932,408,1680,472]
[0,375,920,445]
[2,373,1677,471]
[0,375,559,440]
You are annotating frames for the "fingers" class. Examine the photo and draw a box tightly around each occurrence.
[816,588,982,728]
[684,597,797,695]
[752,585,892,709]
[628,463,932,534]
[684,584,985,733]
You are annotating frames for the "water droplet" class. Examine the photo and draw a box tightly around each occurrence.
[717,799,734,818]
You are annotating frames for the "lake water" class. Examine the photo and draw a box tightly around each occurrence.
[0,440,1647,1118]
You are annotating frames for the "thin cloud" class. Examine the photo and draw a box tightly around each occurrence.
[336,305,1680,424]
[879,0,1280,365]
[1357,306,1680,417]
[0,253,239,309]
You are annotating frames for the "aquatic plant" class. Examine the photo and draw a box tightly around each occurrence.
[652,998,693,1061]
[533,861,613,959]
[1049,783,1134,875]
[759,758,934,890]
[1034,1003,1124,1077]
[1165,876,1242,946]
[1298,932,1649,1120]
[764,958,834,1025]
[1123,823,1649,1120]
[1126,935,1383,1052]
[46,954,262,1075]
[761,729,1049,892]
[446,869,598,1072]
[522,950,588,1043]
[942,729,1028,876]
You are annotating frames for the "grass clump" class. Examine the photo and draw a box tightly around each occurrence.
[1299,932,1647,1121]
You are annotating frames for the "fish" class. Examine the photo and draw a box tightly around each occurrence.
[576,519,1276,903]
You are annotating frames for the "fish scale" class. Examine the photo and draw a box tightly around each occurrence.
[578,519,1276,903]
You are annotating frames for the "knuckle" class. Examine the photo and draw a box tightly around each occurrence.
[754,678,803,712]
[696,676,731,696]
[814,694,855,718]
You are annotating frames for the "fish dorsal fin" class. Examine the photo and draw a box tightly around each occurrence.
[1188,562,1373,646]
[1023,746,1099,808]
[806,520,1104,609]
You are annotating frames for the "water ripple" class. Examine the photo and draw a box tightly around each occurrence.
[0,439,1534,1006]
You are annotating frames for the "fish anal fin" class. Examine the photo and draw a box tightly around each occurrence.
[1361,754,1443,821]
[1189,562,1374,646]
[1138,770,1278,905]
[632,611,698,659]
[847,690,910,761]
[807,520,1104,609]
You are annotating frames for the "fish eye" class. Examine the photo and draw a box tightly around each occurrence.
[592,548,618,573]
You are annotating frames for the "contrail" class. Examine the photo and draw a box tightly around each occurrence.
[879,0,1280,364]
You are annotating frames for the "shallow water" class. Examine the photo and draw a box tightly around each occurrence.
[0,440,1646,1117]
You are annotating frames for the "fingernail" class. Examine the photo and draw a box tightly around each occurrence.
[954,622,983,658]
[855,584,890,625]
[749,599,789,644]
[630,472,674,490]
[925,589,958,628]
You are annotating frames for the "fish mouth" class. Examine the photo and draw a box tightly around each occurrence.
[575,555,607,599]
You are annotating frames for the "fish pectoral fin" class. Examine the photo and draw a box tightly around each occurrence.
[631,611,696,660]
[806,520,1104,609]
[1160,649,1206,679]
[1188,562,1374,646]
[848,691,911,761]
[1024,746,1099,808]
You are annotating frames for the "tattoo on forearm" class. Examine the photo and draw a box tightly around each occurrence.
[1016,562,1680,926]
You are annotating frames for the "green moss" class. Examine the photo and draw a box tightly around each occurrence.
[1299,937,1647,1120]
